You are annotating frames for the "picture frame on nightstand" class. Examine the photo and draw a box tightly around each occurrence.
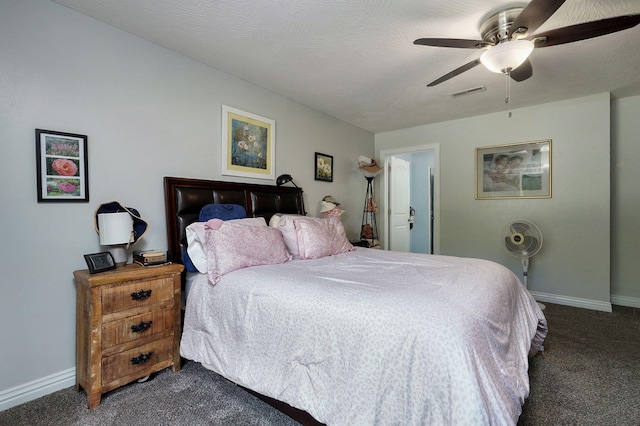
[83,252,116,274]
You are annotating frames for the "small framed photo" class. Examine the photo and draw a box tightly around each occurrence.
[476,139,552,199]
[315,152,333,182]
[84,252,117,274]
[221,105,275,180]
[35,129,89,202]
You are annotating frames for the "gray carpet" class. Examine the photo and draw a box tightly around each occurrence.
[2,303,639,425]
[518,302,640,426]
[0,361,298,426]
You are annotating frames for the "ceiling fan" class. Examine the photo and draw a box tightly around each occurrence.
[414,0,640,88]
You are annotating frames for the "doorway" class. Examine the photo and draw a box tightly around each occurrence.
[381,144,440,254]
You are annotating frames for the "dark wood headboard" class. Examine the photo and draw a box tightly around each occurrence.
[163,176,304,265]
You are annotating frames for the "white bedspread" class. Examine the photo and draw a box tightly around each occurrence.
[180,249,547,425]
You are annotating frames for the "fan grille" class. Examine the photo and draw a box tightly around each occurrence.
[502,220,543,258]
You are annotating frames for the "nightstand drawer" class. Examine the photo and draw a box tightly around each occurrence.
[102,336,173,384]
[101,277,174,314]
[101,308,174,349]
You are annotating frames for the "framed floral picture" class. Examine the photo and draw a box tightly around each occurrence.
[221,105,275,180]
[315,152,333,182]
[475,139,551,199]
[35,129,89,202]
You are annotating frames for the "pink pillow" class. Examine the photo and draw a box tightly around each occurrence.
[186,217,266,273]
[205,218,291,284]
[293,217,354,260]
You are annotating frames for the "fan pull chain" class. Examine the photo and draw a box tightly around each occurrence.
[505,69,511,104]
[505,69,513,118]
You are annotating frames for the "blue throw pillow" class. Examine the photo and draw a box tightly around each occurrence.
[199,204,247,222]
[183,250,198,273]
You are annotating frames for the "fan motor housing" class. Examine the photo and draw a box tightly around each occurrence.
[480,7,524,43]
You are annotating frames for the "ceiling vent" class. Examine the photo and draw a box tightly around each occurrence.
[449,85,486,98]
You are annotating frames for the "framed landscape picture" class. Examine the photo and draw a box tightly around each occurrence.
[35,129,89,202]
[221,105,275,180]
[475,139,551,199]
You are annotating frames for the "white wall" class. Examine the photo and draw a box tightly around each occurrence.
[376,93,612,310]
[611,96,640,304]
[0,0,373,405]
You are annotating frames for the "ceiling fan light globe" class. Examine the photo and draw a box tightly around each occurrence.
[480,39,534,73]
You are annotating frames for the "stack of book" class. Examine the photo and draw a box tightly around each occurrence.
[133,250,166,266]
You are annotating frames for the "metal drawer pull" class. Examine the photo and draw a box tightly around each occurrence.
[130,289,152,301]
[131,352,153,365]
[131,320,153,333]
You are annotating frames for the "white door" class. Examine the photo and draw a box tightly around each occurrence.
[381,143,439,254]
[389,156,411,252]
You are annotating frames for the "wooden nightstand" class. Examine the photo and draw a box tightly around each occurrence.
[74,263,184,409]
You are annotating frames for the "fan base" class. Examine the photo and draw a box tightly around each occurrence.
[480,8,524,43]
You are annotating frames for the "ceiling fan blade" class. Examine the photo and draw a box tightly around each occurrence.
[427,58,481,87]
[414,38,492,49]
[510,59,533,82]
[531,14,640,48]
[508,0,567,39]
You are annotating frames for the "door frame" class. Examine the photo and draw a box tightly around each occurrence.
[380,143,440,254]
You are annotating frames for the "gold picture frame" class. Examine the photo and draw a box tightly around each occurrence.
[475,139,552,199]
[221,105,275,180]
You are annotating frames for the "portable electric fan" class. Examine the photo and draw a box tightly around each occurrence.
[501,220,545,309]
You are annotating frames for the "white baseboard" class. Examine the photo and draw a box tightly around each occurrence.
[530,291,613,312]
[0,367,75,412]
[610,294,640,309]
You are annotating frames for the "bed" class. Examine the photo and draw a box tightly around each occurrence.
[164,176,547,425]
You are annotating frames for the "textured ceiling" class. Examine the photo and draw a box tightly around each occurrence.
[52,0,640,133]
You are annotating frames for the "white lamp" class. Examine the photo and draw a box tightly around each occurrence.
[480,40,534,73]
[98,212,133,266]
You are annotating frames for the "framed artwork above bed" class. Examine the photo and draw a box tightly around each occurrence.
[221,105,275,180]
[475,139,552,200]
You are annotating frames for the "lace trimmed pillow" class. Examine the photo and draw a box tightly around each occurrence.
[205,218,291,284]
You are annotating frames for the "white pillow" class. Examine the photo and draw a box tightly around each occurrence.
[205,218,291,284]
[186,217,266,273]
[293,217,354,260]
[276,214,309,259]
[268,213,282,228]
